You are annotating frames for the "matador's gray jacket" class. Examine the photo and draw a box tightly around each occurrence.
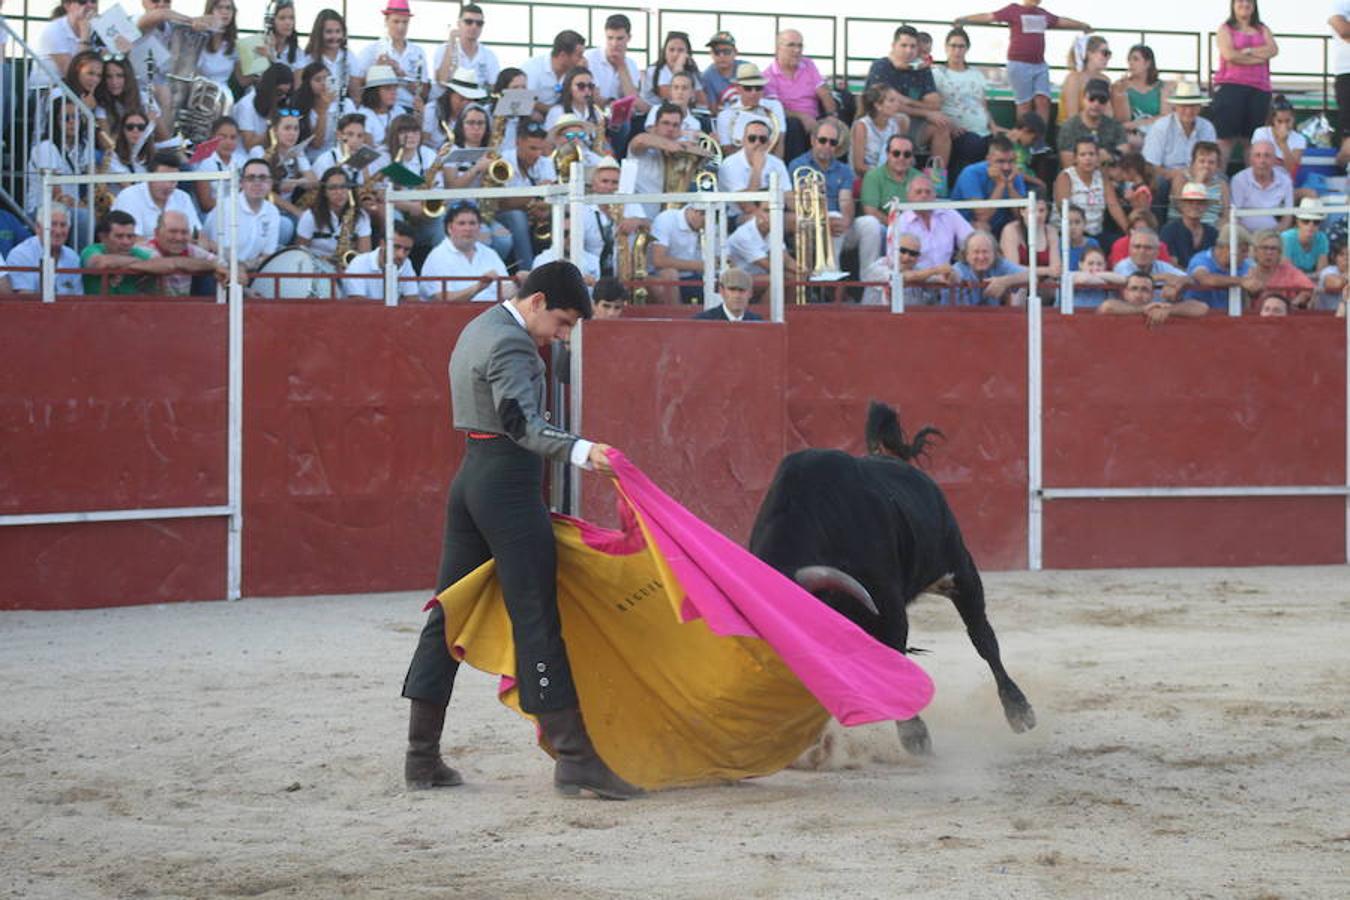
[449,303,580,461]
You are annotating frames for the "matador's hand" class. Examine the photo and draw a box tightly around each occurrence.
[589,443,616,475]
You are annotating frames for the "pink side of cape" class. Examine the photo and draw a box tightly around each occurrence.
[604,451,935,726]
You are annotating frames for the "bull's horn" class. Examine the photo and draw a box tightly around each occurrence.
[793,566,880,617]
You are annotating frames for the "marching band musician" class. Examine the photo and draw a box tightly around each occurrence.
[311,114,375,188]
[522,31,586,116]
[714,64,786,158]
[94,57,161,141]
[626,102,704,219]
[427,68,486,146]
[432,4,500,102]
[641,71,704,134]
[192,115,248,215]
[111,152,204,241]
[234,63,297,149]
[495,121,558,271]
[350,0,429,112]
[344,221,419,301]
[28,98,95,244]
[296,166,372,264]
[489,68,528,152]
[196,0,240,95]
[295,9,356,97]
[296,60,356,158]
[787,118,880,279]
[445,105,515,263]
[380,114,446,252]
[250,107,315,243]
[546,114,602,171]
[582,157,645,279]
[204,157,281,274]
[236,0,300,88]
[355,64,407,148]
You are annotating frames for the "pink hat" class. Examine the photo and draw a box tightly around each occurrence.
[383,0,413,15]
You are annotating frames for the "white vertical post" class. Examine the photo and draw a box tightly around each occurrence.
[550,187,565,263]
[717,202,729,273]
[1344,200,1350,564]
[1027,190,1044,571]
[568,318,584,516]
[890,255,904,314]
[1059,198,1074,313]
[1026,191,1040,308]
[1227,206,1241,317]
[701,200,717,308]
[567,175,585,266]
[40,176,54,304]
[225,170,243,602]
[384,194,397,306]
[768,173,785,322]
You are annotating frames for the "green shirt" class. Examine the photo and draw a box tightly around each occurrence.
[860,166,919,214]
[80,243,154,294]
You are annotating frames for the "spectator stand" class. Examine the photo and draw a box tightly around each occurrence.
[0,167,245,599]
[0,18,98,249]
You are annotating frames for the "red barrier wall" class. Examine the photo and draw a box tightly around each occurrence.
[1,300,1345,610]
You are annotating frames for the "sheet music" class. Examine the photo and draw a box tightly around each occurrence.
[91,5,139,54]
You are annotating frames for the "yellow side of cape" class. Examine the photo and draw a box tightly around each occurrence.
[436,518,830,790]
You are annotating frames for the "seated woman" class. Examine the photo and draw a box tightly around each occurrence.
[95,57,163,143]
[1054,136,1129,249]
[932,27,999,174]
[295,60,356,161]
[1067,245,1125,308]
[27,98,94,247]
[1058,35,1112,126]
[193,116,249,215]
[1315,240,1347,310]
[196,0,239,95]
[235,63,297,150]
[850,84,909,180]
[380,114,444,251]
[641,71,706,134]
[1280,200,1329,278]
[296,167,373,267]
[446,105,514,262]
[1112,44,1172,135]
[1250,95,1305,184]
[544,66,613,162]
[999,196,1061,278]
[62,50,102,114]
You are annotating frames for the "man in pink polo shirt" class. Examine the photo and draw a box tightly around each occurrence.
[764,28,838,161]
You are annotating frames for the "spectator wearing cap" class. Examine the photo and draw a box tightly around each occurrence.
[702,31,746,115]
[1159,182,1218,266]
[764,29,838,161]
[112,152,204,241]
[583,157,645,278]
[788,118,879,276]
[1280,199,1330,277]
[864,25,953,167]
[1056,78,1128,169]
[1185,224,1256,310]
[1099,270,1209,324]
[421,203,511,302]
[1110,228,1189,301]
[345,220,419,301]
[592,277,629,318]
[695,267,763,320]
[951,134,1027,235]
[351,0,430,111]
[7,204,81,295]
[523,30,587,115]
[433,4,500,103]
[356,64,408,147]
[714,63,787,157]
[1231,140,1293,232]
[717,117,791,226]
[495,120,558,270]
[544,85,606,168]
[427,66,487,142]
[1141,82,1217,180]
[649,204,708,305]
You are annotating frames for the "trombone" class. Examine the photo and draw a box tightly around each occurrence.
[791,167,837,305]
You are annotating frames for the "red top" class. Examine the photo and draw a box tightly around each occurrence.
[1108,236,1175,268]
[994,3,1061,64]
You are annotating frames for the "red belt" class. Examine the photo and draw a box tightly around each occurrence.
[467,431,502,440]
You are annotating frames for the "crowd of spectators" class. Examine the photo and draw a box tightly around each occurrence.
[0,0,1345,319]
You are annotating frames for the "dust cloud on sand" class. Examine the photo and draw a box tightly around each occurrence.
[1,567,1347,899]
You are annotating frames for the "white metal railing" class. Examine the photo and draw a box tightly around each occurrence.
[0,169,245,601]
[1227,202,1350,316]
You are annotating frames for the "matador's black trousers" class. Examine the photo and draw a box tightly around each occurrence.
[401,435,578,714]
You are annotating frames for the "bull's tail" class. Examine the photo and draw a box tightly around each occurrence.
[865,401,943,464]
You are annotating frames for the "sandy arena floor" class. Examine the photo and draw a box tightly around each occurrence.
[1,567,1347,899]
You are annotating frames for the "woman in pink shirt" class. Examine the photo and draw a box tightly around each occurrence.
[1211,0,1279,166]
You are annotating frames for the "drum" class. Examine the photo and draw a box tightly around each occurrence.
[252,248,345,300]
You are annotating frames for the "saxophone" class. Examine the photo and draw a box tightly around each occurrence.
[94,130,118,218]
[479,107,513,224]
[334,190,358,268]
[420,124,455,218]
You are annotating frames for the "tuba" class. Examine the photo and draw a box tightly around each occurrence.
[164,23,232,145]
[629,229,652,304]
[662,132,721,209]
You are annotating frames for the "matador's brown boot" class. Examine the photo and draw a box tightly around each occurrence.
[405,698,464,790]
[537,707,644,800]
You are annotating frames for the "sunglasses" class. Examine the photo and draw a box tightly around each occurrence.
[898,247,921,257]
[100,51,127,62]
[276,107,302,118]
[816,136,839,146]
[744,133,769,144]
[461,17,484,25]
[574,82,594,90]
[562,130,587,140]
[713,48,735,57]
[741,85,764,91]
[783,42,803,48]
[124,121,148,130]
[890,148,913,158]
[1086,95,1110,104]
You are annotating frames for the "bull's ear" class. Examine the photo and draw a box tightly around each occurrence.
[794,566,880,618]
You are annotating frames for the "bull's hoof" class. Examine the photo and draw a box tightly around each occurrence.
[1005,701,1037,733]
[896,716,932,756]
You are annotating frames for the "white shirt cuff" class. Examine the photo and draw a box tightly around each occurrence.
[570,438,594,469]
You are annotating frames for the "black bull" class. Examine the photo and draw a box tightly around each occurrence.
[748,403,1035,754]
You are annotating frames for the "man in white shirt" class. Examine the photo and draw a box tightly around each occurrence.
[624,104,696,219]
[649,204,707,305]
[1231,141,1295,232]
[496,121,558,270]
[111,152,204,241]
[345,221,419,301]
[529,214,601,284]
[726,203,800,278]
[205,159,281,272]
[584,14,642,108]
[421,203,512,302]
[714,64,786,157]
[351,0,430,109]
[522,30,586,114]
[7,204,81,295]
[717,118,790,226]
[432,3,500,102]
[1141,83,1217,179]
